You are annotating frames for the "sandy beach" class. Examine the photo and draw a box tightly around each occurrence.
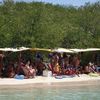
[0,74,100,86]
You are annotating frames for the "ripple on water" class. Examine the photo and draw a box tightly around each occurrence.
[0,83,100,100]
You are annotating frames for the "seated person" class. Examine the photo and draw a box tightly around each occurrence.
[36,60,46,76]
[64,65,75,75]
[7,64,15,78]
[28,65,36,77]
[84,62,96,74]
[21,60,35,78]
[53,62,61,75]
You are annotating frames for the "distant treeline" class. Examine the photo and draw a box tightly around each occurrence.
[0,0,100,48]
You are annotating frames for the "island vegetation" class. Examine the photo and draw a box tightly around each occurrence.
[0,0,100,49]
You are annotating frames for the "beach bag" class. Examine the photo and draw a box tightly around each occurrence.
[14,74,24,80]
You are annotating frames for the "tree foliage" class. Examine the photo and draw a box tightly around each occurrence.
[0,1,100,48]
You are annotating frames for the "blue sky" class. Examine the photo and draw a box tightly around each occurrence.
[0,0,99,6]
[34,0,99,6]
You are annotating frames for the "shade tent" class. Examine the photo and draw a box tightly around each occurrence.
[0,48,19,52]
[18,47,30,51]
[0,47,30,52]
[70,48,100,53]
[30,48,52,52]
[52,48,75,53]
[0,47,100,53]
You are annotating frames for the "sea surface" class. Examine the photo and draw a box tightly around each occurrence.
[0,82,100,100]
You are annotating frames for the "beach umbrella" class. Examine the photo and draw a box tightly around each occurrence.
[0,47,30,52]
[0,48,19,52]
[70,49,86,53]
[30,48,52,52]
[18,47,30,51]
[52,48,75,53]
[70,48,100,53]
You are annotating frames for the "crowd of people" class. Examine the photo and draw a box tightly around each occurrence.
[0,52,100,79]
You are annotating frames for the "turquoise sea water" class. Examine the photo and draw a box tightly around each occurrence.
[0,83,100,100]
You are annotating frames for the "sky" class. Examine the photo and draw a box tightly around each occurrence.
[34,0,99,6]
[0,0,99,7]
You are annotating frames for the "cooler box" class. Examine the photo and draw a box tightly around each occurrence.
[43,70,52,77]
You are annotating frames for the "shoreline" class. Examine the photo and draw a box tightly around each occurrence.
[0,74,100,88]
[1,81,100,90]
